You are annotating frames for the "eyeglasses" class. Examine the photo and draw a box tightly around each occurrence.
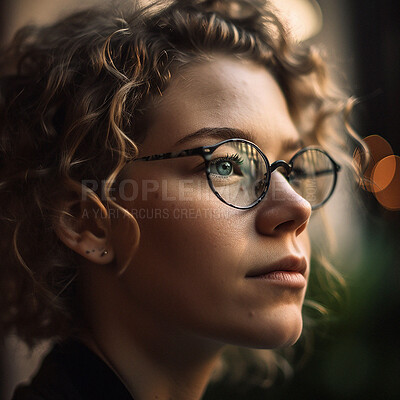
[134,138,341,210]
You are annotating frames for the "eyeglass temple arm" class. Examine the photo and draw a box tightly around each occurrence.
[270,160,341,177]
[133,146,206,162]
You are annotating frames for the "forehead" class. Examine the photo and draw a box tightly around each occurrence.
[141,56,300,156]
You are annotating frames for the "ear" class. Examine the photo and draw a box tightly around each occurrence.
[54,199,115,265]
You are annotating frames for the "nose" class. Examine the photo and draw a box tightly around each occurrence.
[255,171,312,237]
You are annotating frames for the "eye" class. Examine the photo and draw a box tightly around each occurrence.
[209,153,244,177]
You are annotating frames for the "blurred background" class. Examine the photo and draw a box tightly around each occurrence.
[0,0,399,399]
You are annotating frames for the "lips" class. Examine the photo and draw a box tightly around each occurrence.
[245,255,307,278]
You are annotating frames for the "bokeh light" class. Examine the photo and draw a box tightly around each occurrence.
[353,134,400,211]
[371,155,400,210]
[354,134,394,192]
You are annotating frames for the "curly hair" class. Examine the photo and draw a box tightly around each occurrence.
[0,0,365,384]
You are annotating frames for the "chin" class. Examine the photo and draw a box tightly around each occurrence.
[272,320,303,349]
[266,309,304,349]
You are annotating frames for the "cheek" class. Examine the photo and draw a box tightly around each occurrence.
[130,197,245,289]
[117,184,247,321]
[117,170,244,267]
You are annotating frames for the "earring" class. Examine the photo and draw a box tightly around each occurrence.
[100,249,108,257]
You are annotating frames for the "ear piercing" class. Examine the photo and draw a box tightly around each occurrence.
[85,249,108,257]
[101,249,108,257]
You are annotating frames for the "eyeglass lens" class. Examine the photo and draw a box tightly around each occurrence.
[208,141,268,208]
[207,141,336,209]
[288,148,336,209]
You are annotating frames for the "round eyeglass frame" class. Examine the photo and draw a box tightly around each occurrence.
[134,138,341,210]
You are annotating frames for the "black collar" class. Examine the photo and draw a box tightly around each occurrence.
[28,338,133,400]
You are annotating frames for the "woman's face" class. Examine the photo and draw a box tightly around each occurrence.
[114,56,311,349]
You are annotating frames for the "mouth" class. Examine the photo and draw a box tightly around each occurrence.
[245,255,307,288]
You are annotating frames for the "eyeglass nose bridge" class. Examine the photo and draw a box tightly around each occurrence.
[270,160,292,177]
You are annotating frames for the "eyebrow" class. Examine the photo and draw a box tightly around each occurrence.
[174,127,256,147]
[174,127,304,152]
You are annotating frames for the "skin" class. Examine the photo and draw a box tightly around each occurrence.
[59,55,312,400]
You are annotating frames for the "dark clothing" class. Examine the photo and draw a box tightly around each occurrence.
[11,339,133,400]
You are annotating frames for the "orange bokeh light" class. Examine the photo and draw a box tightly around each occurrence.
[354,135,394,192]
[372,155,400,211]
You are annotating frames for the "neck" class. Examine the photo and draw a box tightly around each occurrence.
[78,266,224,400]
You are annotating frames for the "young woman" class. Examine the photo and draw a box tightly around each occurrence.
[0,1,363,399]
